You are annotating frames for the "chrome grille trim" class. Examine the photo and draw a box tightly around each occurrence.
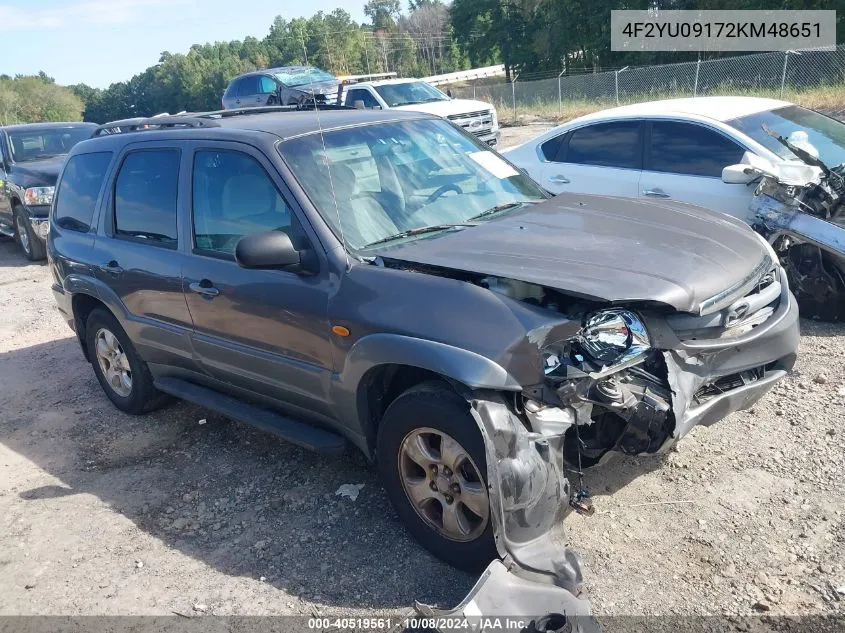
[698,254,773,316]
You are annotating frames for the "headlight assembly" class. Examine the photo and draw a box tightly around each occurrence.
[578,309,650,367]
[24,186,55,206]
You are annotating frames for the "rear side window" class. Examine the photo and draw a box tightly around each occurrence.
[565,122,641,169]
[114,150,180,247]
[649,121,746,177]
[238,76,260,96]
[192,149,307,258]
[540,134,565,161]
[53,152,112,232]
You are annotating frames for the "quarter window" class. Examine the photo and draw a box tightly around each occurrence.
[53,152,112,232]
[114,150,179,246]
[649,122,745,177]
[565,122,641,169]
[192,150,306,258]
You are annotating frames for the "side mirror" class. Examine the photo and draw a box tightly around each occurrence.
[235,231,304,271]
[721,164,757,184]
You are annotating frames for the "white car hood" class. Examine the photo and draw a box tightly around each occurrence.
[392,98,493,117]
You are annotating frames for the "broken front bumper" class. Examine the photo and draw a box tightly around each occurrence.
[416,392,600,631]
[654,267,800,442]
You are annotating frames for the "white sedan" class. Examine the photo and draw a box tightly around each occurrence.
[503,96,845,221]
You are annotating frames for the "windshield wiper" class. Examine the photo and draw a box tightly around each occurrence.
[363,224,469,248]
[468,200,536,222]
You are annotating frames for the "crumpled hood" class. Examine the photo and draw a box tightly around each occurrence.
[393,98,493,117]
[375,193,768,314]
[9,155,65,187]
[297,79,340,96]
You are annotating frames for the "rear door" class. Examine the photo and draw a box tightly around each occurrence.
[640,120,750,219]
[236,75,262,108]
[0,134,13,227]
[181,142,335,419]
[89,141,197,370]
[535,121,643,197]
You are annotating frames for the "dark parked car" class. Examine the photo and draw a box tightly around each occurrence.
[222,66,339,110]
[0,121,96,260]
[48,108,798,608]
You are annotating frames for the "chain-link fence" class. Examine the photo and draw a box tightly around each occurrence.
[452,45,845,122]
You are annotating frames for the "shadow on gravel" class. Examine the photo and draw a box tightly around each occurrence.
[0,238,43,269]
[0,336,477,610]
[798,317,845,339]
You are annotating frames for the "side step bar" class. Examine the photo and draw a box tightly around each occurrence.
[154,376,346,455]
[0,223,16,238]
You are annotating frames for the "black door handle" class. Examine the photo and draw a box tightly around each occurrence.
[101,260,123,275]
[189,280,219,299]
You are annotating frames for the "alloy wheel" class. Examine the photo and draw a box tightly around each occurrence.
[95,328,133,397]
[398,427,489,542]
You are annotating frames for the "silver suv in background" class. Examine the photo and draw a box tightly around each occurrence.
[221,66,339,109]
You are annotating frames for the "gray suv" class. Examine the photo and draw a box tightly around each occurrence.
[222,67,339,109]
[48,107,798,605]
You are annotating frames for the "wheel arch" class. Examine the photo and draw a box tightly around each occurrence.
[337,333,522,456]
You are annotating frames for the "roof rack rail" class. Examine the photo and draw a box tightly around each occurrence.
[192,104,355,118]
[93,116,221,136]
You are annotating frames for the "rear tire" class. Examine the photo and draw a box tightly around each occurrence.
[377,382,496,571]
[85,308,168,414]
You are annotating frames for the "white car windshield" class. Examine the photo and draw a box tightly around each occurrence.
[374,82,449,107]
[279,118,546,252]
[729,105,845,167]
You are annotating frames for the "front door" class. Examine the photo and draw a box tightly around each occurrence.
[181,144,334,419]
[639,120,751,219]
[537,121,643,198]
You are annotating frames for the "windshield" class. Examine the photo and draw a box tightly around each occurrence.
[7,126,93,162]
[279,118,547,252]
[274,67,336,88]
[729,105,845,167]
[374,82,449,107]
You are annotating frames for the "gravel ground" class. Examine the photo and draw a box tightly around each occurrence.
[0,127,843,623]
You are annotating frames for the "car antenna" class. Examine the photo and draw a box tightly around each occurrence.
[299,28,351,271]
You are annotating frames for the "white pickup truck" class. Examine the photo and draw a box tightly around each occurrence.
[341,78,500,147]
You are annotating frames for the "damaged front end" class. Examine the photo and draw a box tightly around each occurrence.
[415,392,600,632]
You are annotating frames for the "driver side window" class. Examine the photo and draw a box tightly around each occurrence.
[192,149,306,258]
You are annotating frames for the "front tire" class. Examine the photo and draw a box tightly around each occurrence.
[14,206,45,261]
[784,244,845,321]
[85,308,167,414]
[377,382,496,571]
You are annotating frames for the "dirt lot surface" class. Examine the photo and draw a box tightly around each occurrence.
[1,128,844,623]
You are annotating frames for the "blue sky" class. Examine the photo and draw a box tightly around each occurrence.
[1,0,367,88]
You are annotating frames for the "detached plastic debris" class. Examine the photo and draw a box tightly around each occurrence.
[198,418,207,425]
[335,483,365,501]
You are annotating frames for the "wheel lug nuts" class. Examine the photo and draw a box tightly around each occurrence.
[450,483,460,494]
[429,464,438,475]
[443,467,452,477]
[429,481,438,492]
[444,495,453,504]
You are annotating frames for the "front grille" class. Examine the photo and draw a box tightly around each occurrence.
[667,265,781,341]
[447,110,494,137]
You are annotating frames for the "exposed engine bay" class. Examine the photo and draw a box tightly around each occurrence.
[732,126,845,321]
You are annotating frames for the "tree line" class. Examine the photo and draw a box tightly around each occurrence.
[7,0,844,125]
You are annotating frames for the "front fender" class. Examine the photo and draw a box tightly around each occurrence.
[754,196,845,261]
[330,333,522,453]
